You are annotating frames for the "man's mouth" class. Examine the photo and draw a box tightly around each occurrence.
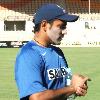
[58,35,64,41]
[58,37,63,41]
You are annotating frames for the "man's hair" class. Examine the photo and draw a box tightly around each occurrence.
[33,19,67,33]
[33,23,41,33]
[33,20,54,33]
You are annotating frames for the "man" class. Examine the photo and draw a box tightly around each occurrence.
[15,4,90,100]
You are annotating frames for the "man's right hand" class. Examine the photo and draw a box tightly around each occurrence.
[71,74,91,96]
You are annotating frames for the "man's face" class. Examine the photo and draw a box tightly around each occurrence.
[46,19,67,45]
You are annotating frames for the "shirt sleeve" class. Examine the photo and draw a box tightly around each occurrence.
[15,48,47,98]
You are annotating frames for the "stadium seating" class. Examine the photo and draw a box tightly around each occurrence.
[0,0,100,16]
[66,0,100,13]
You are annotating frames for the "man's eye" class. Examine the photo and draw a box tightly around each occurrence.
[60,26,66,30]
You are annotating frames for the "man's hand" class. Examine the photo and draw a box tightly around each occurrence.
[76,84,87,96]
[71,74,91,96]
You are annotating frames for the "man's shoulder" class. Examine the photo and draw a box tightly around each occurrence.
[21,41,39,51]
[22,41,35,49]
[18,41,41,57]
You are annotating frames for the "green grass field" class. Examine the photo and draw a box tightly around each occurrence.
[0,48,100,100]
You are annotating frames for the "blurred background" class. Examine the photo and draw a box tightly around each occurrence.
[0,0,100,47]
[0,0,100,100]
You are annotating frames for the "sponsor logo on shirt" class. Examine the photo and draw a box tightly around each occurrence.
[47,67,68,80]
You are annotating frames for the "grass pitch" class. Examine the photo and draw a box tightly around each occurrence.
[0,48,100,100]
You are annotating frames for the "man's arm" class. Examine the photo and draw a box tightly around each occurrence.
[29,86,75,100]
[29,74,90,100]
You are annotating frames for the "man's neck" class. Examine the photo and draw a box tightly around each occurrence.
[33,34,50,47]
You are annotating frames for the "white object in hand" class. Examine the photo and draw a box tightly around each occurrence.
[66,68,76,100]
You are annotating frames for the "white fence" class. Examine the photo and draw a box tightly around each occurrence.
[0,13,100,47]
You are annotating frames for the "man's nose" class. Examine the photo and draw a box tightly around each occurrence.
[62,29,67,35]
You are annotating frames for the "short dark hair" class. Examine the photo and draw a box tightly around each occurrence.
[33,23,41,33]
[33,19,67,33]
[33,19,54,33]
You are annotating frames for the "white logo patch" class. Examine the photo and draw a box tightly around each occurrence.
[47,67,68,80]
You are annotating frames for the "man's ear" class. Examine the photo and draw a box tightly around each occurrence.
[41,20,48,32]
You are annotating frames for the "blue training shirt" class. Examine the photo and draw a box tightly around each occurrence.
[15,40,70,99]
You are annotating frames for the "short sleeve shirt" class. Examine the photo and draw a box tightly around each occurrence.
[15,40,69,98]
